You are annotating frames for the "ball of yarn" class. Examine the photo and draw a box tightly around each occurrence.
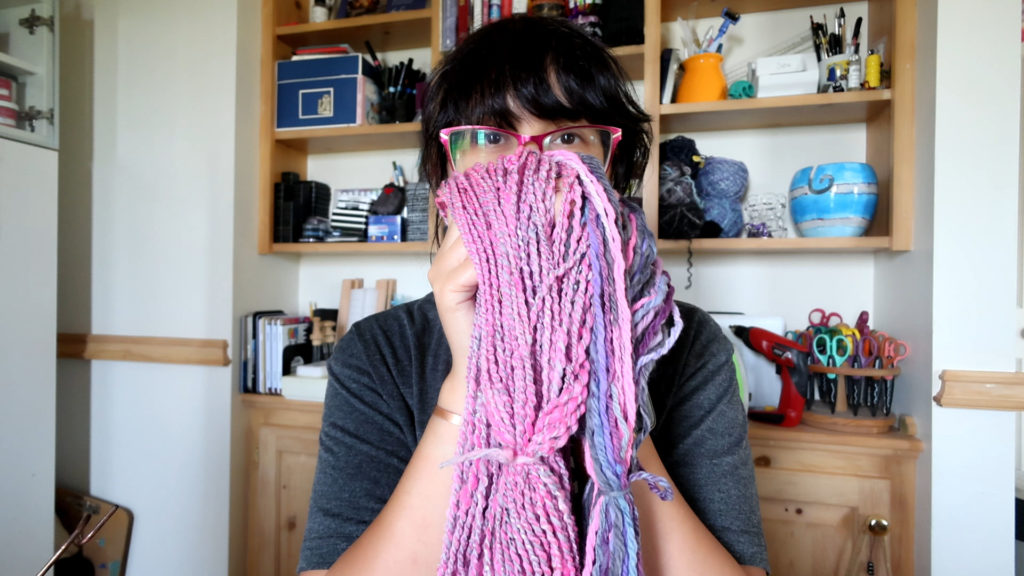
[658,161,705,239]
[695,156,748,238]
[659,135,703,179]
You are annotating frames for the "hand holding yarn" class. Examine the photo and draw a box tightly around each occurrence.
[427,220,477,399]
[434,149,681,576]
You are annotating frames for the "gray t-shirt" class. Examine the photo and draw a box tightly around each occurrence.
[298,293,769,573]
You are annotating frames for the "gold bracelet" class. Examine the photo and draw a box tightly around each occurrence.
[432,405,463,426]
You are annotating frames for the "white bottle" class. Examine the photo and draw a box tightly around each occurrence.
[311,0,329,22]
[847,53,862,91]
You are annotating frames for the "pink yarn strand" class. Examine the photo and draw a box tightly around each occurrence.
[435,149,680,576]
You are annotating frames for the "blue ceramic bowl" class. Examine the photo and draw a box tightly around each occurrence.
[789,162,878,237]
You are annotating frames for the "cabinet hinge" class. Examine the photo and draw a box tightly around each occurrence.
[18,9,54,35]
[18,106,54,133]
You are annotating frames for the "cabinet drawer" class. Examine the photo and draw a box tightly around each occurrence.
[750,445,890,478]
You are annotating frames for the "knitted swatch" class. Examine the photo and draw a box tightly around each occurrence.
[435,150,682,576]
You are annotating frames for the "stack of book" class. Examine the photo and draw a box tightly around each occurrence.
[240,312,314,395]
[281,361,330,402]
[330,188,378,240]
[404,181,430,242]
[290,43,353,61]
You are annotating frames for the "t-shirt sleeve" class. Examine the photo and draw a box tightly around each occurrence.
[297,323,416,573]
[649,304,770,572]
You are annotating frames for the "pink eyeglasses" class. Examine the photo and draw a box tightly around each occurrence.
[439,124,622,172]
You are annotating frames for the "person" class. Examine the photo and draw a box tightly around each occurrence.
[298,15,769,576]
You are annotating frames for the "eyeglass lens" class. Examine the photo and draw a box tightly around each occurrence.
[447,126,612,172]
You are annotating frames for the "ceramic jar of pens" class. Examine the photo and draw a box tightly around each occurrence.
[674,8,738,103]
[676,53,728,103]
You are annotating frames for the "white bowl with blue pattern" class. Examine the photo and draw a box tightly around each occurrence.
[789,162,878,237]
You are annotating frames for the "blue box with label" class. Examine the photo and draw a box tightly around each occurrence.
[367,215,403,242]
[276,54,366,130]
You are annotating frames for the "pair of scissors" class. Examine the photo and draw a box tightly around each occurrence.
[847,334,879,416]
[808,308,844,328]
[813,333,851,413]
[880,337,910,416]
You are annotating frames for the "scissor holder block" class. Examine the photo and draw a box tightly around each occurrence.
[802,364,901,434]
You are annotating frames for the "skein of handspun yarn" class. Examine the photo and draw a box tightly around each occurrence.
[435,149,682,576]
[695,155,748,238]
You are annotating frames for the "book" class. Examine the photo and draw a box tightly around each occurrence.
[269,316,313,394]
[294,43,352,54]
[252,310,284,393]
[660,48,681,105]
[280,375,329,402]
[442,0,457,51]
[296,360,329,378]
[457,0,469,44]
[290,53,352,61]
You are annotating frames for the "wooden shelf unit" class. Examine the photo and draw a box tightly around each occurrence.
[643,0,915,252]
[259,0,916,254]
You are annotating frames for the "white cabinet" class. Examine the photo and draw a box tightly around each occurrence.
[0,0,56,148]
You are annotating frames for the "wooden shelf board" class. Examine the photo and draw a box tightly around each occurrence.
[610,44,645,81]
[57,333,230,366]
[934,370,1024,411]
[660,90,892,133]
[275,9,432,52]
[275,122,422,153]
[241,394,326,412]
[657,236,891,254]
[271,241,432,254]
[0,51,41,77]
[662,0,838,21]
[748,421,923,453]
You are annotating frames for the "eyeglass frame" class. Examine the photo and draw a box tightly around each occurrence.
[438,124,623,171]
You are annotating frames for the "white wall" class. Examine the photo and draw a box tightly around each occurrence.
[0,138,58,576]
[60,0,240,574]
[873,0,938,571]
[928,0,1020,574]
[230,0,299,572]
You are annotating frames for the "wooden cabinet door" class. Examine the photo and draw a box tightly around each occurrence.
[255,425,321,576]
[755,468,891,576]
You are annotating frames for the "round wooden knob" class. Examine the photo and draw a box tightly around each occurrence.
[753,455,771,468]
[867,516,889,536]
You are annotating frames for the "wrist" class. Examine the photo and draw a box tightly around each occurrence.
[437,371,467,416]
[432,405,463,426]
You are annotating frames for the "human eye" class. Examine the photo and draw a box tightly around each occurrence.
[478,129,511,148]
[554,131,580,146]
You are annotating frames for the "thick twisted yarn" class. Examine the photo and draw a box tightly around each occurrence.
[435,149,682,576]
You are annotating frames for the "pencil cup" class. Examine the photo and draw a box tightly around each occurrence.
[818,54,849,92]
[675,53,727,103]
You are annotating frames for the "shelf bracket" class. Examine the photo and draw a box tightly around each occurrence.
[19,106,54,133]
[19,8,54,35]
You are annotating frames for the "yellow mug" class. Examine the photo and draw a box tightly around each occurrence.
[675,53,727,103]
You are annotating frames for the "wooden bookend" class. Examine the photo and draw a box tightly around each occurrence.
[336,278,364,342]
[375,278,397,312]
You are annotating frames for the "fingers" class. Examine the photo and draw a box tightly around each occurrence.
[428,218,477,384]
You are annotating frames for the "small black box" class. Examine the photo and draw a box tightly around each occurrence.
[274,172,332,243]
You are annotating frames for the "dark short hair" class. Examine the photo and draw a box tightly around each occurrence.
[420,15,651,196]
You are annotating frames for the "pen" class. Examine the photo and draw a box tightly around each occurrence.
[838,7,846,53]
[810,15,822,61]
[393,161,406,187]
[396,59,411,92]
[364,40,382,74]
[851,16,863,54]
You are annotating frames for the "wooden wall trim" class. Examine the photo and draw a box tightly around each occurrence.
[934,370,1024,410]
[57,333,230,367]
